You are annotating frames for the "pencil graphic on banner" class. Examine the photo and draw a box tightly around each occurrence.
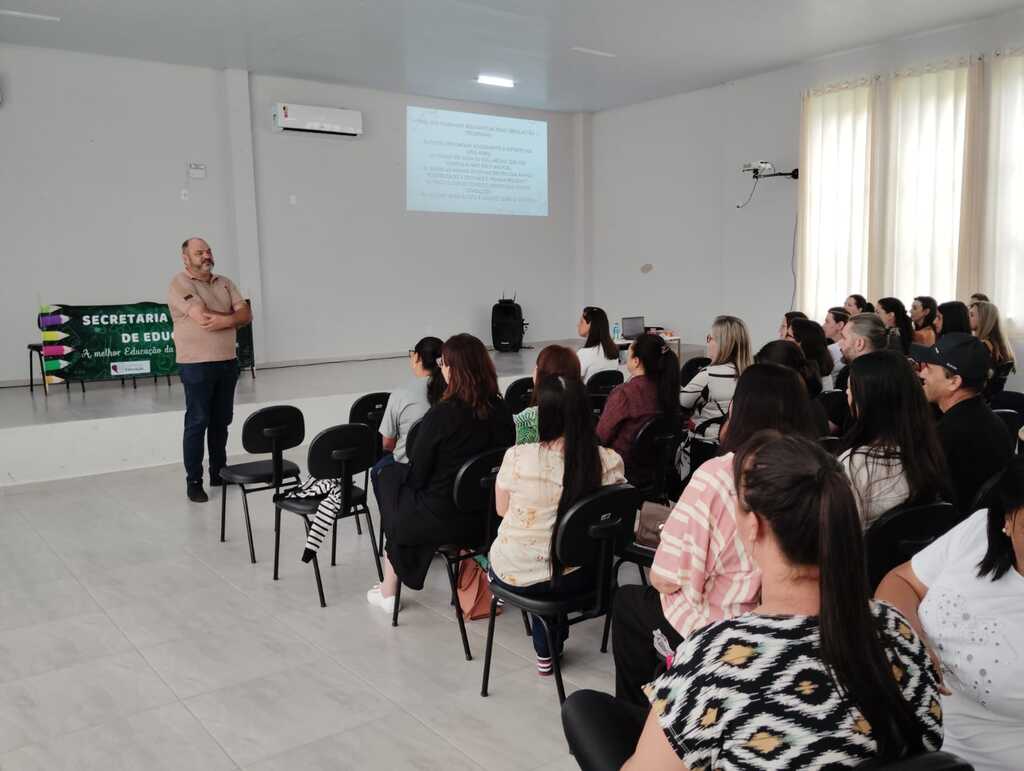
[43,359,71,372]
[42,345,74,356]
[41,331,70,342]
[45,376,65,385]
[39,314,71,327]
[38,305,63,313]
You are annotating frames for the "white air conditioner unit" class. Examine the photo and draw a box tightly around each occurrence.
[272,103,363,136]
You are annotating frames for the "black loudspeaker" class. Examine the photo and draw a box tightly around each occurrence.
[491,299,528,352]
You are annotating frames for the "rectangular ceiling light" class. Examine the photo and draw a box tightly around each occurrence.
[570,46,617,58]
[0,8,61,21]
[477,74,515,88]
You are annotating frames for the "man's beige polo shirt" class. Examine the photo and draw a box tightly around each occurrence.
[168,271,244,364]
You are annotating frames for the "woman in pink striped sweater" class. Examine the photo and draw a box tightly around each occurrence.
[611,362,819,706]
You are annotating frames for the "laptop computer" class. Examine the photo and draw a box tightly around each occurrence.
[621,316,645,340]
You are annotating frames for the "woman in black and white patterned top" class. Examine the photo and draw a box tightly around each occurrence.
[620,432,944,769]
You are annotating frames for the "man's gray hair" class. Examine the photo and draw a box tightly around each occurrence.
[847,312,887,352]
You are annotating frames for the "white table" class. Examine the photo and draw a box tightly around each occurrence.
[614,335,682,359]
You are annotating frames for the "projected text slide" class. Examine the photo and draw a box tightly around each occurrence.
[407,106,548,216]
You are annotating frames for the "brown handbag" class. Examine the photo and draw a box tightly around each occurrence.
[457,555,502,621]
[635,500,672,548]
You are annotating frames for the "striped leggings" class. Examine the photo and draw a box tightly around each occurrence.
[285,476,347,558]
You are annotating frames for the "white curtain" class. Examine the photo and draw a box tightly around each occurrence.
[797,84,873,322]
[979,52,1024,335]
[879,64,969,302]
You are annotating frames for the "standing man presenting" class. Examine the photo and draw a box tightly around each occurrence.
[169,237,251,502]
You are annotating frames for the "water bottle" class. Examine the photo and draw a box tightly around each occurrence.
[612,322,621,340]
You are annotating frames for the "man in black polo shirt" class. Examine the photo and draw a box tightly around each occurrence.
[913,333,1011,512]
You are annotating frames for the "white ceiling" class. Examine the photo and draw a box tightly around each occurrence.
[2,0,1023,112]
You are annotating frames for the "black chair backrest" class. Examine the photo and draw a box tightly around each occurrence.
[586,369,624,396]
[306,424,376,479]
[629,414,681,499]
[349,392,390,428]
[865,501,963,591]
[553,484,641,611]
[454,447,509,514]
[503,377,534,415]
[856,750,975,769]
[679,356,711,387]
[984,360,1016,399]
[817,389,849,435]
[968,469,1005,515]
[241,405,305,454]
[992,409,1022,453]
[990,388,1024,413]
[405,419,423,457]
[689,436,722,477]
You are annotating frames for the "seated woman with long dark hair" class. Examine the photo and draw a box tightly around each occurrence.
[791,318,835,389]
[911,296,939,346]
[576,306,621,382]
[612,363,818,708]
[369,334,514,611]
[573,433,944,770]
[596,333,680,471]
[936,300,971,337]
[754,340,829,435]
[840,350,950,526]
[491,376,625,675]
[513,344,581,445]
[877,297,915,355]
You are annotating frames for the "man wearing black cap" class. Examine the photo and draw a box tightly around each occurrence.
[913,332,1011,512]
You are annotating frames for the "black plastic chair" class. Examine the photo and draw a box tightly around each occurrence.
[992,409,1022,454]
[688,435,722,478]
[273,424,382,607]
[586,370,624,418]
[818,435,841,455]
[219,405,304,563]
[349,392,390,462]
[503,377,534,415]
[679,356,711,387]
[967,469,1005,515]
[865,501,962,591]
[984,360,1016,400]
[818,388,850,435]
[481,484,641,705]
[627,414,681,497]
[391,446,509,660]
[858,752,975,769]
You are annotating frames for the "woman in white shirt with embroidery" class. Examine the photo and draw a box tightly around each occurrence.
[877,456,1024,771]
[575,306,621,382]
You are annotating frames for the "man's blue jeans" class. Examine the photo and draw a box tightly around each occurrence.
[180,359,238,484]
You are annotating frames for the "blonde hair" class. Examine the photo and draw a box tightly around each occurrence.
[972,301,1015,365]
[710,315,753,374]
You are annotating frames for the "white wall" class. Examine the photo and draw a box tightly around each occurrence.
[0,44,578,383]
[0,45,237,383]
[249,75,578,364]
[590,8,1024,352]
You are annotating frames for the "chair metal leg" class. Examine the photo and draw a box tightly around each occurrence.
[377,519,385,557]
[481,596,500,696]
[331,518,338,567]
[392,583,402,627]
[311,552,326,608]
[273,506,281,580]
[240,488,256,564]
[28,350,34,393]
[446,558,472,660]
[522,610,532,637]
[638,564,648,586]
[541,618,566,704]
[601,609,613,653]
[353,510,362,535]
[363,508,384,582]
[219,484,227,542]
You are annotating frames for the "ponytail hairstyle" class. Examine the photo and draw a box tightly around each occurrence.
[847,294,870,314]
[733,433,926,759]
[413,336,446,406]
[581,307,619,361]
[876,298,914,355]
[630,333,681,417]
[536,375,604,562]
[977,457,1024,581]
[530,344,583,406]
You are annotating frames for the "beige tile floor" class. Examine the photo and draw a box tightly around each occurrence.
[0,457,641,770]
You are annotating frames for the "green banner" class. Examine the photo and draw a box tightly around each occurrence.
[37,302,254,384]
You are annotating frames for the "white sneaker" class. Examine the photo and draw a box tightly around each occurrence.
[366,585,399,613]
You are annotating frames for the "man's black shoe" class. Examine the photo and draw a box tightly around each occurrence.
[209,474,225,487]
[187,482,209,503]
